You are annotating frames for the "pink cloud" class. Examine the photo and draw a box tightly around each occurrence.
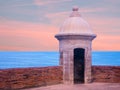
[45,11,70,26]
[79,7,108,13]
[45,7,108,19]
[93,34,120,51]
[85,17,120,35]
[0,46,33,51]
[0,18,58,51]
[87,17,120,51]
[0,14,120,51]
[34,0,72,6]
[45,10,120,51]
[45,6,112,26]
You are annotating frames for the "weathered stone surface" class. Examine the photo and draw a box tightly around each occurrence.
[55,7,96,84]
[0,65,120,90]
[0,66,63,90]
[92,66,120,83]
[55,34,96,84]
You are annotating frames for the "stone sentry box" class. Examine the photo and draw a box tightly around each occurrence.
[55,7,96,84]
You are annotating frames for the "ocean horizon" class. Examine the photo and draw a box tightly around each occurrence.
[0,51,120,69]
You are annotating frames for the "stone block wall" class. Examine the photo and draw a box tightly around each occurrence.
[92,66,120,83]
[0,66,63,90]
[0,65,120,90]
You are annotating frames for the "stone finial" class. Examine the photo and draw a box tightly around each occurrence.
[72,6,79,11]
[70,6,81,17]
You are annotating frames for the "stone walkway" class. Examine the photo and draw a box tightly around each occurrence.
[23,83,120,90]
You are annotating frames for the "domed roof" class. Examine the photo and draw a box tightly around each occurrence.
[58,7,94,35]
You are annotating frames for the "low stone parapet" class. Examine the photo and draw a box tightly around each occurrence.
[92,66,120,83]
[0,66,63,90]
[0,65,120,89]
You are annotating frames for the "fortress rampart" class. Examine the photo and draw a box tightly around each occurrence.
[0,66,63,90]
[0,66,120,90]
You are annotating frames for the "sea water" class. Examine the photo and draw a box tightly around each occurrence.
[0,51,120,69]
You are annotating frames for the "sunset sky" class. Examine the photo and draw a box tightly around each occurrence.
[0,0,120,51]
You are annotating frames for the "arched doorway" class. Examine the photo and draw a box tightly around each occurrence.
[74,48,85,83]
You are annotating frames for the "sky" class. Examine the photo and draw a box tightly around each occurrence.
[0,0,120,51]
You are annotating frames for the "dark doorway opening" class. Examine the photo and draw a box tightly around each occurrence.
[74,48,85,84]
